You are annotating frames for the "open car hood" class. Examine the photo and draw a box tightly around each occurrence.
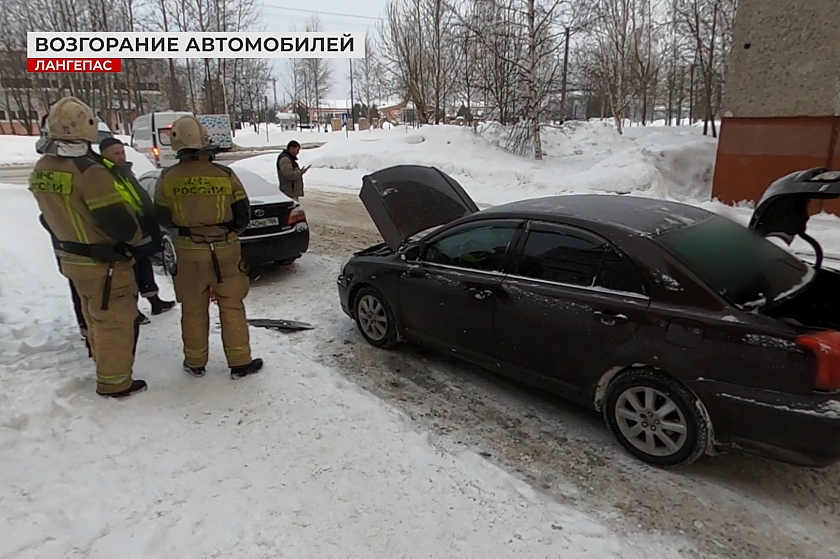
[359,165,479,250]
[748,168,840,243]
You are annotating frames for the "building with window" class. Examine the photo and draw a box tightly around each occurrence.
[0,79,167,135]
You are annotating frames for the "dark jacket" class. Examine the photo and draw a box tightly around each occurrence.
[121,162,163,248]
[93,154,163,252]
[276,150,304,198]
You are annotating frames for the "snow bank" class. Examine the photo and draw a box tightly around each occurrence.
[234,122,718,206]
[0,135,45,165]
[0,185,79,365]
[0,182,692,558]
[0,134,156,174]
[233,124,332,148]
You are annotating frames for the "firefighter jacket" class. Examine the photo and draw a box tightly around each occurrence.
[29,152,144,266]
[153,154,251,251]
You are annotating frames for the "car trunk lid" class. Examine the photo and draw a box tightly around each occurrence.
[242,196,297,237]
[359,165,479,250]
[748,168,840,243]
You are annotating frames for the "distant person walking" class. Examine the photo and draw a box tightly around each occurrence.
[276,140,310,202]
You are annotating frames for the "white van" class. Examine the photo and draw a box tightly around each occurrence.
[130,111,192,168]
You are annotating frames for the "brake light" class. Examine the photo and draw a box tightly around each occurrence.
[287,207,306,225]
[152,146,160,156]
[796,330,840,391]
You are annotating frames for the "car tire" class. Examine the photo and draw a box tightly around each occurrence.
[603,369,708,468]
[161,235,177,276]
[353,286,399,349]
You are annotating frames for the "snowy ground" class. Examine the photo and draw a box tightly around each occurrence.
[232,124,334,148]
[3,122,840,559]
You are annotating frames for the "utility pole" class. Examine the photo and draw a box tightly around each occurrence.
[272,77,278,110]
[265,95,270,143]
[349,58,355,131]
[215,0,228,119]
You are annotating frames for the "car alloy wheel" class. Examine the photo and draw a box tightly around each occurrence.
[604,369,708,468]
[615,387,688,457]
[358,295,387,340]
[353,286,398,348]
[162,235,177,276]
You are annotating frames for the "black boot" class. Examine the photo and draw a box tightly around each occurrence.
[230,358,264,379]
[149,295,176,316]
[138,311,150,325]
[183,361,206,378]
[98,380,148,399]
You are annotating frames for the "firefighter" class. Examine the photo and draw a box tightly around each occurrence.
[29,96,149,398]
[153,115,263,379]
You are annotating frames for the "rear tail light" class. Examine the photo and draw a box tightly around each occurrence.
[796,330,840,391]
[287,207,306,225]
[152,146,160,156]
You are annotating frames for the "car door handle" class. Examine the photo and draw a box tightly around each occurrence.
[593,310,628,325]
[468,288,494,300]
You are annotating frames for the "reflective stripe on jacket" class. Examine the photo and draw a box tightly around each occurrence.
[100,158,142,213]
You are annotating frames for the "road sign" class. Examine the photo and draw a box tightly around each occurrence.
[341,113,348,124]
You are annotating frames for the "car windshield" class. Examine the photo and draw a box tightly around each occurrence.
[656,215,812,308]
[408,225,445,243]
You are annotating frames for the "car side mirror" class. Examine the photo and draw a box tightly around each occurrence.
[401,244,422,262]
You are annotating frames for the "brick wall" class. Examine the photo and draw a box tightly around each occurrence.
[0,121,41,135]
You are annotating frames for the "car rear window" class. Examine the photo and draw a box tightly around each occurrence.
[656,216,810,307]
[233,170,280,197]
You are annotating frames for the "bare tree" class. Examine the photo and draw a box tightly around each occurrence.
[677,0,736,136]
[457,0,563,158]
[557,0,599,121]
[628,0,661,125]
[352,35,381,123]
[294,15,334,127]
[588,0,636,133]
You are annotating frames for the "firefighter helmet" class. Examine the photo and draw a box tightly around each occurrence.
[170,115,210,153]
[46,96,98,143]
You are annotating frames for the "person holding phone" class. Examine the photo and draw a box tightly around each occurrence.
[276,140,309,202]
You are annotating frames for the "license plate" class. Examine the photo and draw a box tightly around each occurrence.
[248,217,280,229]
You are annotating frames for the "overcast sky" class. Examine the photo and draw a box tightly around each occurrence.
[261,0,386,102]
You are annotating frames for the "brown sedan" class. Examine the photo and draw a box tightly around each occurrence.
[337,165,840,468]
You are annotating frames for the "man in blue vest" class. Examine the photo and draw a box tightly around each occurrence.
[99,137,175,322]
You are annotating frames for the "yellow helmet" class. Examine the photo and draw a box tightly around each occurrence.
[47,96,98,143]
[170,115,210,153]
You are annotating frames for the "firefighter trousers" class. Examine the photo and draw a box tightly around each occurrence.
[172,240,252,368]
[61,260,140,394]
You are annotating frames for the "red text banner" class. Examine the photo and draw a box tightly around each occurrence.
[27,58,122,72]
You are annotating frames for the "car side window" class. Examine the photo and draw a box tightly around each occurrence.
[595,248,648,295]
[516,228,607,286]
[424,223,519,272]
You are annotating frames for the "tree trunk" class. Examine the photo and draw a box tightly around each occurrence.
[560,26,571,122]
[527,0,541,160]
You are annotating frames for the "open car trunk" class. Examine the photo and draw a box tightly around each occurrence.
[772,267,840,331]
[749,168,840,329]
[359,165,479,251]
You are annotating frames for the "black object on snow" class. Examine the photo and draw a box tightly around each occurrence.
[247,318,314,332]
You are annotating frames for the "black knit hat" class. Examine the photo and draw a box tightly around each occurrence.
[99,137,123,152]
